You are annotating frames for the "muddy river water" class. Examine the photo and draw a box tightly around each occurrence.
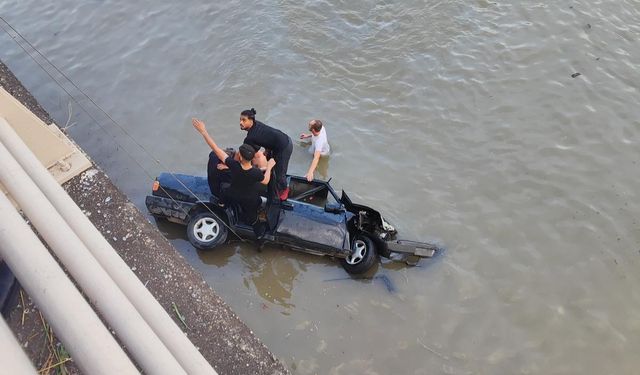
[1,1,639,373]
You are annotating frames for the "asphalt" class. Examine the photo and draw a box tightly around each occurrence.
[0,60,289,375]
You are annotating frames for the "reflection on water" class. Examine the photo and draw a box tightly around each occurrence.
[197,242,237,268]
[199,242,337,316]
[240,247,301,313]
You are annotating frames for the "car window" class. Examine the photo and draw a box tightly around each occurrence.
[289,179,329,208]
[299,186,329,208]
[325,189,339,207]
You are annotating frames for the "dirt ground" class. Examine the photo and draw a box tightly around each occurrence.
[1,60,289,375]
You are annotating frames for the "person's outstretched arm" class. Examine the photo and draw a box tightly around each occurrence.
[192,118,228,163]
[261,159,276,185]
[305,151,321,182]
[253,150,268,170]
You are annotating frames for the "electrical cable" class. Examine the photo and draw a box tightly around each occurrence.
[0,16,246,241]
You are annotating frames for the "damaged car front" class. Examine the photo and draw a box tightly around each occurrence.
[340,190,438,263]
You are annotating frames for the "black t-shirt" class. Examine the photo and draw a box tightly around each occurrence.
[243,121,290,153]
[225,158,263,198]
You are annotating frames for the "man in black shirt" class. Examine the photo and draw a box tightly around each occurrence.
[193,118,275,230]
[240,108,293,200]
[206,147,267,197]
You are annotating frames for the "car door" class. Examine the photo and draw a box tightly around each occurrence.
[274,189,350,254]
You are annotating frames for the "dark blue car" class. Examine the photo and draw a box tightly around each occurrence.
[146,173,438,274]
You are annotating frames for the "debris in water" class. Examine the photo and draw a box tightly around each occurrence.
[571,72,582,78]
[323,274,397,293]
[376,275,396,293]
[417,338,450,360]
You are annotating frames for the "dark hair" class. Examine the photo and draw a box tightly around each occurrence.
[223,147,236,159]
[238,143,256,161]
[240,108,257,121]
[309,119,323,132]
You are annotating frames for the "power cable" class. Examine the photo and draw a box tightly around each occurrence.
[0,16,245,241]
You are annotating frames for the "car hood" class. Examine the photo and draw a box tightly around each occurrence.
[341,190,395,233]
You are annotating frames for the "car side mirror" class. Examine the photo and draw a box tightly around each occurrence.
[324,203,344,214]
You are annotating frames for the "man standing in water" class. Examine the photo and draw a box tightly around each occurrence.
[239,108,293,200]
[300,119,330,181]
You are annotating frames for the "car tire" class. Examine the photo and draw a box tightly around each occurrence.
[187,211,228,250]
[341,234,377,274]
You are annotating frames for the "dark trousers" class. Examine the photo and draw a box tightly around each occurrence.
[273,138,293,192]
[207,151,230,197]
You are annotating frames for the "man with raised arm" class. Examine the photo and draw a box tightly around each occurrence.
[192,118,275,234]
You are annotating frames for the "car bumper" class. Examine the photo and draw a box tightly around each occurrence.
[386,240,437,258]
[145,195,195,224]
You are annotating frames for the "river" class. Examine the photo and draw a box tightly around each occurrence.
[1,1,639,373]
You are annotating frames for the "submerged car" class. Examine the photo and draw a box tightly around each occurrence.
[146,173,439,274]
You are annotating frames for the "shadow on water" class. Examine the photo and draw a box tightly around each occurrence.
[149,216,185,240]
[323,245,447,293]
[324,273,397,294]
[322,260,400,293]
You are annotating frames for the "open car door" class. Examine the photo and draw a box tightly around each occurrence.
[274,178,351,257]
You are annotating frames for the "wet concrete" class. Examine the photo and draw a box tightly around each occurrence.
[1,60,289,375]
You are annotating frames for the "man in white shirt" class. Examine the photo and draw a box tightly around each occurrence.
[299,119,330,181]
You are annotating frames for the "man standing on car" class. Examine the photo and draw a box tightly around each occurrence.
[206,147,267,197]
[193,118,275,236]
[239,108,293,200]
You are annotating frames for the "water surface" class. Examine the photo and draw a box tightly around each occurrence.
[1,1,639,373]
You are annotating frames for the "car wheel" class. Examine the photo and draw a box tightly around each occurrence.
[187,211,228,250]
[340,234,377,274]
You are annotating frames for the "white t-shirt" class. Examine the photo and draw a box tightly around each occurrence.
[309,127,330,156]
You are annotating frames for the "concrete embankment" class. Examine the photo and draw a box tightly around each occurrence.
[0,60,289,375]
